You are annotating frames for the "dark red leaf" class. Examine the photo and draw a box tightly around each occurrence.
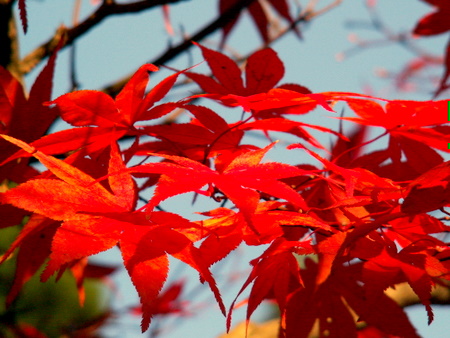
[195,43,245,94]
[413,8,450,36]
[245,48,284,94]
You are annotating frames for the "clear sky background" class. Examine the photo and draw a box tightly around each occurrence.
[15,0,450,337]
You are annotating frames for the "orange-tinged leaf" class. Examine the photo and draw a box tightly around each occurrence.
[108,142,136,210]
[0,134,120,202]
[0,179,119,221]
[49,90,123,128]
[42,217,124,281]
[316,231,347,285]
[121,226,169,332]
[223,143,272,171]
[0,127,123,165]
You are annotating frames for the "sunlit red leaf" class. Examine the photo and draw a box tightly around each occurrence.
[121,221,224,331]
[50,90,124,128]
[0,136,137,278]
[121,225,170,332]
[130,143,309,228]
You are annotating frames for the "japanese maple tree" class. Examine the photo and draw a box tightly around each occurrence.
[0,1,449,337]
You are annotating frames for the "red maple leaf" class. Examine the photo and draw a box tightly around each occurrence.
[0,49,59,182]
[0,48,61,230]
[0,135,224,331]
[363,244,448,325]
[128,143,309,233]
[0,136,137,273]
[197,201,330,266]
[187,44,285,97]
[120,220,224,331]
[401,160,450,214]
[2,64,183,165]
[338,98,450,178]
[227,238,314,331]
[187,45,331,115]
[386,214,450,248]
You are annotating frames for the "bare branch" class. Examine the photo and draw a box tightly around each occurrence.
[0,1,20,80]
[102,0,341,97]
[102,0,259,97]
[18,0,188,76]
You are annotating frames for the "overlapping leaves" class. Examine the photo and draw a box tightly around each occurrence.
[0,43,449,337]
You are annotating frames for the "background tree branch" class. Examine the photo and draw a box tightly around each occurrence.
[17,0,189,76]
[102,0,259,97]
[0,1,20,79]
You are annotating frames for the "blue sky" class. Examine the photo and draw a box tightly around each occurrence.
[15,0,450,337]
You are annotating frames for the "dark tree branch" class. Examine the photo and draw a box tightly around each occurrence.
[0,1,20,80]
[18,0,188,76]
[102,0,259,97]
[102,0,341,97]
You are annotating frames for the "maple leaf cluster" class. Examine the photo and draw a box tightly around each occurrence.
[0,42,449,338]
